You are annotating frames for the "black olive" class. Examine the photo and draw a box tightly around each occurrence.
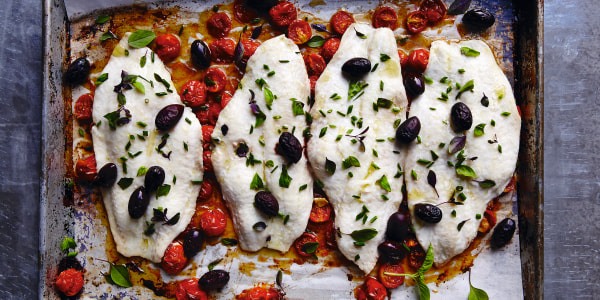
[183,228,204,258]
[254,191,279,217]
[155,104,184,131]
[395,116,421,144]
[236,142,249,157]
[386,212,410,242]
[221,124,229,136]
[128,186,149,219]
[144,166,165,193]
[275,132,303,163]
[414,203,442,223]
[491,218,516,248]
[96,163,117,187]
[378,240,406,262]
[246,0,278,13]
[463,9,495,31]
[341,58,371,78]
[191,40,212,69]
[450,102,473,132]
[403,72,425,98]
[65,57,91,85]
[198,270,230,290]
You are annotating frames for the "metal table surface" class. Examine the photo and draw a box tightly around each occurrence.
[0,0,597,298]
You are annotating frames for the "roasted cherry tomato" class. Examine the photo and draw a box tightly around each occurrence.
[504,175,517,193]
[309,200,332,223]
[294,232,319,257]
[197,180,214,202]
[203,150,213,172]
[330,11,354,35]
[406,10,428,34]
[204,68,227,93]
[419,0,447,25]
[406,48,429,73]
[233,0,259,23]
[200,209,227,236]
[195,105,210,125]
[176,278,208,300]
[363,277,387,300]
[321,38,340,62]
[398,49,408,69]
[207,13,232,38]
[220,93,232,108]
[241,39,261,60]
[478,209,498,233]
[74,93,93,122]
[155,34,181,63]
[202,125,214,145]
[269,2,297,27]
[324,221,338,249]
[75,155,97,182]
[408,244,426,269]
[162,242,188,274]
[237,285,282,300]
[372,6,398,29]
[287,20,312,44]
[207,102,222,125]
[56,268,83,297]
[304,53,326,77]
[210,38,236,63]
[379,261,405,288]
[181,80,207,108]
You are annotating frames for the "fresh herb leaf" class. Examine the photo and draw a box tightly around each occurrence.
[456,79,475,99]
[208,259,222,271]
[348,81,368,101]
[460,47,480,57]
[342,156,361,169]
[478,180,496,188]
[354,28,367,39]
[96,15,110,24]
[117,177,133,189]
[60,237,77,251]
[380,53,391,62]
[279,165,292,188]
[458,219,469,231]
[95,73,109,85]
[301,242,319,254]
[501,112,511,116]
[222,238,238,246]
[156,184,171,197]
[325,158,336,175]
[292,101,304,116]
[376,98,393,109]
[456,165,477,177]
[378,175,391,192]
[468,271,490,300]
[107,263,132,288]
[250,173,264,190]
[306,36,326,48]
[474,123,486,136]
[350,228,378,242]
[128,30,156,48]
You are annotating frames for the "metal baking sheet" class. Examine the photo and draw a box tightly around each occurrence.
[41,0,544,298]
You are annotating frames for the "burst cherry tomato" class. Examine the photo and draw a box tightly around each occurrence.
[75,155,97,182]
[203,150,213,172]
[74,93,93,122]
[287,20,312,44]
[379,261,405,288]
[408,244,426,269]
[220,93,232,108]
[200,209,227,236]
[294,232,319,257]
[181,80,207,108]
[176,278,208,300]
[321,38,340,62]
[504,175,517,193]
[406,10,428,34]
[407,48,429,73]
[238,285,282,300]
[398,50,408,69]
[419,0,447,25]
[324,221,338,248]
[269,2,297,27]
[478,209,498,233]
[330,11,354,35]
[56,268,83,297]
[195,105,210,124]
[241,39,261,63]
[309,200,332,223]
[210,38,236,63]
[372,7,398,29]
[233,0,259,23]
[363,277,387,300]
[207,12,232,38]
[204,68,227,93]
[202,125,214,145]
[162,242,187,274]
[155,34,181,62]
[208,102,222,125]
[197,180,214,202]
[304,53,326,77]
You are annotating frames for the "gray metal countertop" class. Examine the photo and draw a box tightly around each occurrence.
[0,0,597,298]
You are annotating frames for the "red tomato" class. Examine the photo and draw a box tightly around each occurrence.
[330,11,354,35]
[294,232,319,257]
[379,261,405,288]
[485,209,497,228]
[233,0,259,23]
[241,39,261,60]
[203,150,213,172]
[204,68,227,93]
[287,20,312,44]
[238,285,283,300]
[309,201,332,223]
[269,2,297,27]
[207,102,222,125]
[221,93,232,108]
[419,0,447,25]
[503,175,517,193]
[210,38,236,63]
[181,80,207,108]
[202,125,214,145]
[207,12,232,38]
[408,245,426,269]
[324,221,338,249]
[406,10,428,34]
[407,48,429,73]
[200,209,227,236]
[75,155,97,182]
[74,93,93,121]
[321,38,340,62]
[364,277,387,300]
[398,49,408,69]
[176,278,208,300]
[372,7,398,29]
[155,34,181,62]
[162,242,187,274]
[55,268,83,297]
[304,53,326,77]
[355,286,367,300]
[197,180,214,202]
[195,105,210,125]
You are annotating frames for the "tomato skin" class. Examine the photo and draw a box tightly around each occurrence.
[162,242,188,274]
[269,2,297,27]
[203,150,213,173]
[324,221,338,248]
[195,105,210,125]
[287,20,312,44]
[233,0,259,23]
[321,38,340,62]
[207,102,222,125]
[220,93,232,108]
[155,34,181,62]
[205,68,227,93]
[200,209,227,236]
[304,53,326,77]
[237,285,283,300]
[207,12,232,38]
[330,11,354,35]
[398,50,408,69]
[406,10,428,34]
[202,125,214,145]
[294,232,319,257]
[75,155,97,182]
[176,278,208,300]
[372,7,398,29]
[379,261,405,288]
[407,49,429,73]
[419,0,446,25]
[181,80,208,108]
[197,180,214,202]
[210,38,236,63]
[364,277,387,300]
[408,244,426,269]
[309,201,332,223]
[56,268,83,297]
[74,93,93,121]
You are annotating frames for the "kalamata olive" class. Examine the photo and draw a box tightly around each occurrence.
[191,40,212,69]
[246,0,278,13]
[414,203,442,223]
[450,102,473,132]
[128,186,149,219]
[491,218,516,248]
[341,58,371,78]
[145,166,165,193]
[155,104,184,131]
[395,116,421,144]
[386,212,410,242]
[463,9,495,31]
[403,72,425,98]
[65,57,91,85]
[254,191,279,217]
[275,132,303,163]
[183,228,204,257]
[96,163,117,187]
[198,270,230,290]
[378,240,406,262]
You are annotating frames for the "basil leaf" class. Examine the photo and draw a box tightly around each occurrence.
[117,177,133,189]
[350,228,378,243]
[132,81,145,94]
[222,238,238,246]
[101,31,117,41]
[447,0,472,15]
[140,55,147,68]
[469,284,489,300]
[380,53,391,62]
[279,165,292,188]
[165,212,180,225]
[156,184,171,198]
[474,123,486,136]
[128,30,156,48]
[301,242,319,254]
[325,158,336,175]
[61,237,76,251]
[354,29,367,39]
[456,79,475,99]
[250,173,264,190]
[306,36,326,48]
[109,264,132,288]
[276,269,283,286]
[208,259,222,271]
[136,166,148,177]
[456,165,477,178]
[478,180,496,188]
[342,156,361,169]
[264,87,274,107]
[378,175,391,192]
[292,101,304,116]
[460,47,480,57]
[417,280,431,300]
[458,219,468,231]
[418,244,434,274]
[376,98,393,109]
[95,15,110,24]
[95,73,109,85]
